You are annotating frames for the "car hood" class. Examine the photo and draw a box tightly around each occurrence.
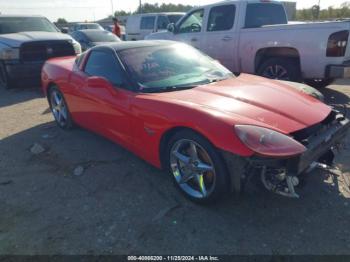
[154,74,331,134]
[0,31,74,47]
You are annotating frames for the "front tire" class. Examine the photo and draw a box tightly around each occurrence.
[257,58,301,82]
[49,86,73,129]
[166,130,229,204]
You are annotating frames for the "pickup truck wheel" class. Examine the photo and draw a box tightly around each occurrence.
[257,58,301,82]
[0,62,15,89]
[304,79,334,89]
[166,130,229,204]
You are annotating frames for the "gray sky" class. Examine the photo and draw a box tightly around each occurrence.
[0,0,346,22]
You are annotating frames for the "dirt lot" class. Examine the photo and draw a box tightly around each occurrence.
[0,80,350,255]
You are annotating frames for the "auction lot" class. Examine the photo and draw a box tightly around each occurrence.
[0,80,350,255]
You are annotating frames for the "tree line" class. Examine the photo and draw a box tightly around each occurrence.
[114,2,350,21]
[56,1,350,24]
[117,2,350,21]
[114,3,194,17]
[296,2,350,20]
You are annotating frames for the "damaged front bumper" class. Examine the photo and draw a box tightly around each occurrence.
[222,110,350,198]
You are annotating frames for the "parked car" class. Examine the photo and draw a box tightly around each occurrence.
[126,12,184,41]
[42,41,349,203]
[146,0,350,87]
[70,29,121,51]
[71,23,103,32]
[0,15,81,89]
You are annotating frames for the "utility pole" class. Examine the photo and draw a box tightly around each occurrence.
[139,0,142,14]
[317,0,321,19]
[110,0,114,17]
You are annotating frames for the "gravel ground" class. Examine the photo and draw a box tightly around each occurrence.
[0,80,349,255]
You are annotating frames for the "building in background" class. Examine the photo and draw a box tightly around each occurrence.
[282,1,297,21]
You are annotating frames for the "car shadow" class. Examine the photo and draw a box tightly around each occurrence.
[0,85,43,108]
[1,122,350,254]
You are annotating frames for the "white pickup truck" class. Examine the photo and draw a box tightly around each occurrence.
[146,0,350,87]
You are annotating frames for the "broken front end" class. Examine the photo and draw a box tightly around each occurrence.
[224,109,350,198]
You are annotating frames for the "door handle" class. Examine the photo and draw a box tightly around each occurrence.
[222,36,233,41]
[191,38,198,42]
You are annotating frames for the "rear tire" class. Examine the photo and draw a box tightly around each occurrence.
[257,57,301,82]
[48,86,74,130]
[166,130,229,204]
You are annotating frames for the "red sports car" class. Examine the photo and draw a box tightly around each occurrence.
[42,40,349,203]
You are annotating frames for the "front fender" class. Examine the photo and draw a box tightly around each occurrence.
[131,96,254,168]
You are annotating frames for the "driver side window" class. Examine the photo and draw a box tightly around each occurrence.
[178,9,204,34]
[84,50,124,86]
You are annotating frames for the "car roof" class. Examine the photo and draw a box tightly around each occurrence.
[92,40,178,52]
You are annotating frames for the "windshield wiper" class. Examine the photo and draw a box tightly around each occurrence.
[207,76,231,83]
[141,85,197,93]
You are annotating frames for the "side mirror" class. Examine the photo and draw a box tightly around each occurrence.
[87,76,113,89]
[167,23,176,33]
[61,27,68,34]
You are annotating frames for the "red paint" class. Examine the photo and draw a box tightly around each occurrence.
[42,56,331,168]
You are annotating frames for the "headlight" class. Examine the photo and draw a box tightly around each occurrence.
[71,40,82,55]
[0,48,19,60]
[234,125,306,157]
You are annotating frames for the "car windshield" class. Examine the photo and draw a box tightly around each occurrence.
[0,17,59,34]
[118,43,234,92]
[167,14,183,24]
[84,30,120,42]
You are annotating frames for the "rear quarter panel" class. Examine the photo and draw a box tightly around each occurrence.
[41,56,76,96]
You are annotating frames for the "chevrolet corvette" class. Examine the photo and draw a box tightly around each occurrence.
[41,40,349,203]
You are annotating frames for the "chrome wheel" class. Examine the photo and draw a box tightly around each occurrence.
[262,64,289,80]
[170,139,216,199]
[50,90,68,127]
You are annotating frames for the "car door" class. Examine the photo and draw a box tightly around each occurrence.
[173,9,206,49]
[201,4,238,72]
[74,49,134,147]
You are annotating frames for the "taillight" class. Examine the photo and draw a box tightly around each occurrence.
[326,30,349,57]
